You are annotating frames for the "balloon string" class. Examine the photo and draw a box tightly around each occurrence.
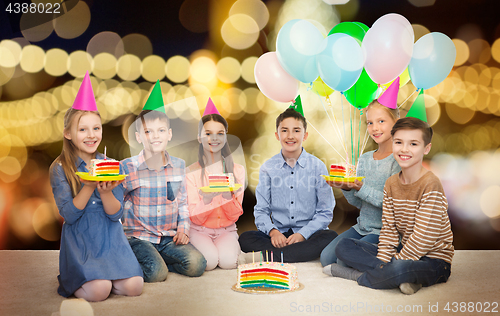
[398,88,420,109]
[350,100,354,166]
[357,108,362,167]
[320,81,348,155]
[359,129,370,160]
[341,92,349,164]
[306,119,347,163]
[317,89,348,158]
[327,96,349,157]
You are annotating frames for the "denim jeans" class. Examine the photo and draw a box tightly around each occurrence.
[238,228,338,263]
[128,236,207,282]
[336,238,451,289]
[320,227,379,266]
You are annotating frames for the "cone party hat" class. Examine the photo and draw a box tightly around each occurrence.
[406,89,427,122]
[72,71,98,112]
[377,77,399,109]
[203,97,221,116]
[142,80,165,113]
[288,95,304,117]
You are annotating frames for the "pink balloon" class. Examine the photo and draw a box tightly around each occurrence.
[374,13,414,42]
[362,14,414,84]
[254,52,299,103]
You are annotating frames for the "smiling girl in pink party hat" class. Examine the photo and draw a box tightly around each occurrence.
[49,72,143,301]
[185,97,245,270]
[321,78,402,268]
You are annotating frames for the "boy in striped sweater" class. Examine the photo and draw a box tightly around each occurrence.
[323,117,454,295]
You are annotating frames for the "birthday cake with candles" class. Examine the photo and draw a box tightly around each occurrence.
[88,159,120,177]
[236,257,299,291]
[208,173,235,188]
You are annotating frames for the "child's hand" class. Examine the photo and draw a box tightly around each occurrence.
[286,233,305,245]
[269,229,287,248]
[350,179,363,191]
[173,232,189,245]
[80,179,98,189]
[97,180,125,194]
[326,179,363,191]
[221,191,233,200]
[199,190,220,204]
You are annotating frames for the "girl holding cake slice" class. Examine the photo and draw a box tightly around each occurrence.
[320,79,402,268]
[186,98,245,270]
[49,72,143,301]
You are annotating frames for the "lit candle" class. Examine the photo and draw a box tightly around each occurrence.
[266,250,268,263]
[271,251,273,263]
[281,251,283,264]
[104,146,107,160]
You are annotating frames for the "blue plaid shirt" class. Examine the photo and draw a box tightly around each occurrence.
[121,150,189,244]
[254,149,335,239]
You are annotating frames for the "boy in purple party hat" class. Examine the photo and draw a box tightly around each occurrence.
[121,81,206,282]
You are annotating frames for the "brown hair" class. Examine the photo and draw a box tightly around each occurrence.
[49,108,101,197]
[135,110,170,133]
[366,100,400,121]
[275,108,307,131]
[391,117,433,145]
[198,114,234,185]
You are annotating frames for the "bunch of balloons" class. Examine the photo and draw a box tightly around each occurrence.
[254,13,456,109]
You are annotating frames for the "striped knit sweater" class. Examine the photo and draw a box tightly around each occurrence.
[377,171,454,264]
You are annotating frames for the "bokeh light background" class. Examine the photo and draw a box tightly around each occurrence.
[1,0,499,250]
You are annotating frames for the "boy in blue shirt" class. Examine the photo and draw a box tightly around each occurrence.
[239,105,338,262]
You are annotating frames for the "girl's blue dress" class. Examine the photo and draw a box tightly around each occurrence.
[50,153,143,297]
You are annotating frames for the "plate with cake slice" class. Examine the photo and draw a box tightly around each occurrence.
[321,175,364,183]
[200,173,243,192]
[76,172,127,182]
[200,183,242,193]
[76,158,127,181]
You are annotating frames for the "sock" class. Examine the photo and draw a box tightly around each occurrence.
[324,263,362,281]
[399,283,422,295]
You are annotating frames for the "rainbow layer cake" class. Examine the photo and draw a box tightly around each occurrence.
[208,173,235,188]
[89,159,120,177]
[237,262,299,290]
[329,164,346,178]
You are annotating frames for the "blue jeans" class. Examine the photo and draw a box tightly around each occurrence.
[320,227,379,266]
[128,236,207,282]
[336,238,451,289]
[238,228,338,263]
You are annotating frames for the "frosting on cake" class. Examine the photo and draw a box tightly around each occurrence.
[89,159,120,177]
[237,262,299,290]
[208,173,235,188]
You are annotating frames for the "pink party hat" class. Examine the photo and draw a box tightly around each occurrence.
[203,97,221,116]
[377,77,399,109]
[72,71,98,112]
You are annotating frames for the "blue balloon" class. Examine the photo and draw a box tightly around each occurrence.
[316,33,364,92]
[409,32,456,90]
[276,19,324,83]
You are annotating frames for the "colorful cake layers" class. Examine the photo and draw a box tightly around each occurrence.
[89,159,120,176]
[237,262,299,290]
[330,165,346,178]
[208,173,235,188]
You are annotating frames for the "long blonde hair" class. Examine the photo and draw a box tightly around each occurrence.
[49,108,101,197]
